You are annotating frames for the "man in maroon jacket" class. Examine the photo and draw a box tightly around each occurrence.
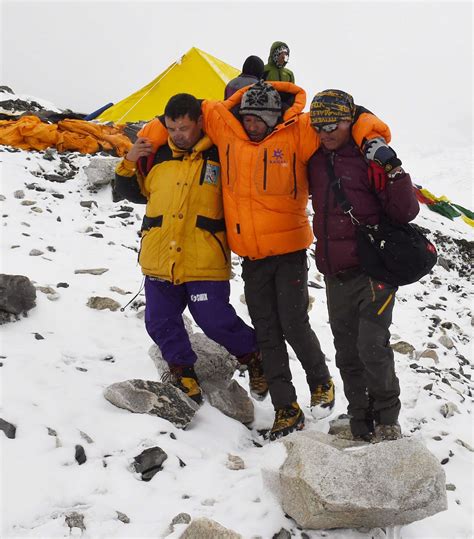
[308,89,420,442]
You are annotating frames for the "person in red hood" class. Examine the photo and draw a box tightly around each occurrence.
[308,89,419,442]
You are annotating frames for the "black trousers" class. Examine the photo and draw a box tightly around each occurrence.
[242,250,330,409]
[325,270,400,435]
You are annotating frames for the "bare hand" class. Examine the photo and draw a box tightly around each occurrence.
[126,137,154,162]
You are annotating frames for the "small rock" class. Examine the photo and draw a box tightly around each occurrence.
[132,446,168,481]
[13,190,25,199]
[34,333,44,340]
[273,529,292,539]
[116,511,130,524]
[437,256,451,271]
[31,207,43,213]
[46,246,56,252]
[47,427,57,436]
[440,402,459,418]
[80,200,98,208]
[455,439,474,452]
[201,498,216,506]
[240,293,246,305]
[46,293,60,301]
[420,349,439,362]
[423,383,433,391]
[89,233,103,238]
[446,484,456,491]
[171,512,191,526]
[36,285,56,295]
[391,341,415,356]
[75,444,87,465]
[226,454,245,470]
[180,517,242,539]
[0,418,16,439]
[439,335,455,350]
[440,457,449,465]
[110,286,131,295]
[86,296,121,311]
[29,249,44,256]
[74,268,109,275]
[0,194,5,201]
[57,282,69,288]
[65,512,85,531]
[21,200,36,206]
[79,431,94,444]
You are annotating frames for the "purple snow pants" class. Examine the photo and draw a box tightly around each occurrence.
[144,277,257,367]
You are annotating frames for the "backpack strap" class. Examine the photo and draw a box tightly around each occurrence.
[325,153,360,225]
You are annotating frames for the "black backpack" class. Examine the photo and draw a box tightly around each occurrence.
[325,156,437,286]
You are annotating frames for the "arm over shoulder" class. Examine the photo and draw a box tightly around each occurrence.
[352,107,391,147]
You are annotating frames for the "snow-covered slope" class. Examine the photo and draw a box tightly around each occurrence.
[0,127,472,537]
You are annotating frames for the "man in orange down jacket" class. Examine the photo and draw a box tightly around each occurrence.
[139,80,391,441]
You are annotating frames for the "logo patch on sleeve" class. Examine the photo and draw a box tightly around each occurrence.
[203,162,220,186]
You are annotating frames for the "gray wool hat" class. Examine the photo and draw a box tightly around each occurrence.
[239,81,282,128]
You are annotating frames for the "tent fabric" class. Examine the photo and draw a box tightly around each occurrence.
[97,47,239,124]
[0,115,132,156]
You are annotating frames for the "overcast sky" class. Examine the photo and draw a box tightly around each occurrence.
[1,1,472,145]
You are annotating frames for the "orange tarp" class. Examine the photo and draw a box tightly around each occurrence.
[0,116,132,156]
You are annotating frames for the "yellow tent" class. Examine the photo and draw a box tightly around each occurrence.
[97,47,239,124]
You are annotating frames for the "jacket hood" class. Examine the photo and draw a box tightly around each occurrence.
[268,41,290,65]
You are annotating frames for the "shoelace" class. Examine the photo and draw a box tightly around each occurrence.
[161,371,176,384]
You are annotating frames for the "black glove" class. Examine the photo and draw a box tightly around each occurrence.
[364,137,402,173]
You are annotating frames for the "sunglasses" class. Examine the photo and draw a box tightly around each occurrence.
[314,123,339,133]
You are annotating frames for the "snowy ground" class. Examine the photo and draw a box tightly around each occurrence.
[0,134,472,538]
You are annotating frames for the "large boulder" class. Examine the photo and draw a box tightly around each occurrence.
[103,379,198,429]
[0,274,36,315]
[150,327,254,424]
[84,156,121,188]
[263,431,447,530]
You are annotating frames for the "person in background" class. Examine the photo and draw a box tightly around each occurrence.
[115,93,266,405]
[308,89,420,442]
[263,41,294,83]
[225,55,264,99]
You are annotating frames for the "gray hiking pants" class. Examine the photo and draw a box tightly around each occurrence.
[242,250,330,410]
[325,269,400,435]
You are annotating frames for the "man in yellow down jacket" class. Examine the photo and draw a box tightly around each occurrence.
[139,82,392,440]
[115,94,264,404]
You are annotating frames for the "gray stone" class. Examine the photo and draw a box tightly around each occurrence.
[79,430,94,444]
[87,296,121,311]
[110,286,131,295]
[180,517,242,538]
[438,335,455,350]
[263,431,447,529]
[0,194,6,201]
[0,274,36,315]
[13,190,25,199]
[80,200,98,208]
[226,454,245,470]
[171,512,191,526]
[273,529,291,539]
[74,268,109,275]
[31,207,43,213]
[455,438,473,452]
[21,200,36,206]
[440,402,460,418]
[150,331,238,386]
[391,341,415,356]
[419,349,439,362]
[36,285,56,295]
[29,249,44,256]
[116,511,130,524]
[132,446,168,481]
[65,511,85,531]
[0,418,16,439]
[203,379,254,425]
[437,256,451,271]
[84,156,121,188]
[103,379,198,429]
